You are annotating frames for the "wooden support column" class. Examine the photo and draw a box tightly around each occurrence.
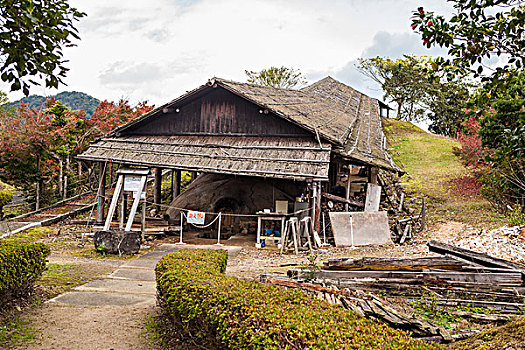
[96,162,106,223]
[370,167,379,184]
[119,192,127,229]
[314,181,322,233]
[154,167,162,211]
[174,170,181,198]
[345,165,352,211]
[190,171,197,182]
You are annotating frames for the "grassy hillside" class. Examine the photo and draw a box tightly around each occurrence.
[383,118,506,229]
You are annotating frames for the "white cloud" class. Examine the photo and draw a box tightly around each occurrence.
[3,0,455,105]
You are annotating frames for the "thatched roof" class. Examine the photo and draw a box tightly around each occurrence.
[79,136,331,181]
[215,77,398,171]
[80,76,400,178]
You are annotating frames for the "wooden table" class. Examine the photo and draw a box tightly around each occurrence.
[256,212,287,249]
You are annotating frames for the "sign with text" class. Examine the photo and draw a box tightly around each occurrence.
[187,210,205,225]
[124,176,143,193]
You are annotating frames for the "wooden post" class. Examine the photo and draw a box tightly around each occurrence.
[190,171,197,182]
[125,176,147,231]
[370,167,379,185]
[154,167,162,211]
[141,200,146,232]
[174,170,181,197]
[345,165,351,211]
[170,170,175,200]
[104,175,123,231]
[96,162,106,223]
[314,181,322,233]
[119,191,126,229]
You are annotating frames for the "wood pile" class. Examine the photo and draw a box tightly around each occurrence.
[261,241,525,343]
[378,172,426,244]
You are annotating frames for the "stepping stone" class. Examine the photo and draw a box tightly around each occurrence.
[138,251,171,260]
[156,244,242,257]
[109,268,156,281]
[121,258,158,269]
[48,291,155,307]
[74,279,156,295]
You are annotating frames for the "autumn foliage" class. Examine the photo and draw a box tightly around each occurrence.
[454,109,488,168]
[0,98,153,208]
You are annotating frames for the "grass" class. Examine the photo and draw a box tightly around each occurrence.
[0,315,37,346]
[448,316,525,350]
[383,118,507,229]
[0,180,17,196]
[37,262,114,300]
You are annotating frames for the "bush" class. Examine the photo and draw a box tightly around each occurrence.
[155,249,438,350]
[0,241,50,309]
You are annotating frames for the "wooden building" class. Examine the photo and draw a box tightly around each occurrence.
[78,76,400,233]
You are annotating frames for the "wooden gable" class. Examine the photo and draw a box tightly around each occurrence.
[121,86,311,137]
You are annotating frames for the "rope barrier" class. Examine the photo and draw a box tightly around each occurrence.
[97,193,312,218]
[181,211,222,229]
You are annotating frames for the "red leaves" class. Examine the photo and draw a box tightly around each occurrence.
[455,110,489,167]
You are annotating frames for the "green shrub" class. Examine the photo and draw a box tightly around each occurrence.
[155,249,438,350]
[0,241,50,308]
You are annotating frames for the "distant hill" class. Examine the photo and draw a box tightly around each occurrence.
[8,91,100,116]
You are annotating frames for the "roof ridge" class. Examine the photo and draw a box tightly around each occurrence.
[211,77,306,92]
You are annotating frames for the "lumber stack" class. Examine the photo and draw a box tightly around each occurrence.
[261,241,525,344]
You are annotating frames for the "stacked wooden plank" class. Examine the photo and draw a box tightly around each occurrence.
[261,241,525,343]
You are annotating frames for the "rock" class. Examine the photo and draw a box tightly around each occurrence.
[93,230,141,254]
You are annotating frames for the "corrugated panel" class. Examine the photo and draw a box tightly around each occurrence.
[78,136,331,181]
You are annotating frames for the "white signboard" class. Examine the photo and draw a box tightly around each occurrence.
[187,210,206,225]
[124,176,143,193]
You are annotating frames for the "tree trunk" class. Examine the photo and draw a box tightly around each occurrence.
[35,153,42,211]
[58,157,63,196]
[63,154,70,200]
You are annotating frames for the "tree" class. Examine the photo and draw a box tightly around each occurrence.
[0,0,85,95]
[358,56,470,135]
[245,66,306,89]
[424,79,471,136]
[411,1,524,82]
[358,56,430,121]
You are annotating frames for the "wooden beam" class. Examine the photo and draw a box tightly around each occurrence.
[323,257,465,272]
[428,240,525,275]
[288,268,523,285]
[321,192,364,207]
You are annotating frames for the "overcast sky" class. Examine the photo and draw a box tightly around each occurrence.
[4,0,455,106]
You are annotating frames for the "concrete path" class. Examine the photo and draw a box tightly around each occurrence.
[49,244,241,308]
[22,244,241,350]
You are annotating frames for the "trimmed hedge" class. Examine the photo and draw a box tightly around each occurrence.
[155,249,439,350]
[0,240,50,308]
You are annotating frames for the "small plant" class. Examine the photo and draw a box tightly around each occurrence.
[95,242,107,256]
[507,205,525,226]
[301,253,320,282]
[411,292,459,329]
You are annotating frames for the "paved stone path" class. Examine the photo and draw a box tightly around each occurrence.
[23,244,241,350]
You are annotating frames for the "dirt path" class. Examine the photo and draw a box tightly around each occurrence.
[14,244,242,350]
[16,305,154,350]
[14,253,161,349]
